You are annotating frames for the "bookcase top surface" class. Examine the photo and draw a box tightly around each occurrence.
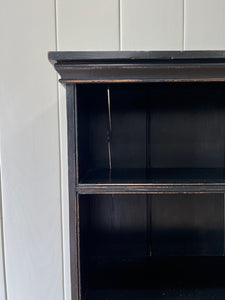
[48,51,225,64]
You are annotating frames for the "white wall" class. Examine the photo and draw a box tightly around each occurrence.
[0,1,63,300]
[0,0,225,299]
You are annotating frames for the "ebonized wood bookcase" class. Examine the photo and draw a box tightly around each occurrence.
[49,51,225,300]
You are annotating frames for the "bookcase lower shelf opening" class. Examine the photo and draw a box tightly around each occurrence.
[79,194,225,300]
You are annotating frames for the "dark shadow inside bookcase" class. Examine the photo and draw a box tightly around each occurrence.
[76,82,225,299]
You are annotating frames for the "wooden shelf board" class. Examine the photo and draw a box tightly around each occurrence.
[77,168,225,194]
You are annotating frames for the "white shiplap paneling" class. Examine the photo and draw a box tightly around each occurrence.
[0,0,64,299]
[121,0,183,50]
[57,0,120,50]
[185,0,225,50]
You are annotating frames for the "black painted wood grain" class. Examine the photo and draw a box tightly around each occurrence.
[48,50,225,64]
[151,194,224,256]
[48,51,225,83]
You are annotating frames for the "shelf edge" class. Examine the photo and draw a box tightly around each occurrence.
[77,183,225,194]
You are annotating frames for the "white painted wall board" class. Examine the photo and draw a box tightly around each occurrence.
[185,0,225,50]
[0,1,64,299]
[57,0,120,50]
[121,0,183,50]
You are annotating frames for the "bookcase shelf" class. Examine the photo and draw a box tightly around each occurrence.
[77,167,225,194]
[49,51,225,300]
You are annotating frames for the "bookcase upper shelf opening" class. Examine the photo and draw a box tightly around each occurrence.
[77,82,225,191]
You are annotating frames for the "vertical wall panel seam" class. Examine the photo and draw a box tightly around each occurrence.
[54,0,59,50]
[183,0,185,50]
[54,0,65,299]
[119,0,122,50]
[0,169,8,300]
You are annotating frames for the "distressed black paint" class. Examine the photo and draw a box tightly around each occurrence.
[49,51,225,300]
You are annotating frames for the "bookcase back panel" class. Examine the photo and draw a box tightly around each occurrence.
[79,194,224,259]
[79,194,148,258]
[150,83,225,168]
[151,194,224,256]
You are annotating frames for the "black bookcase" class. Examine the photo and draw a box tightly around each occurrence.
[49,51,225,300]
